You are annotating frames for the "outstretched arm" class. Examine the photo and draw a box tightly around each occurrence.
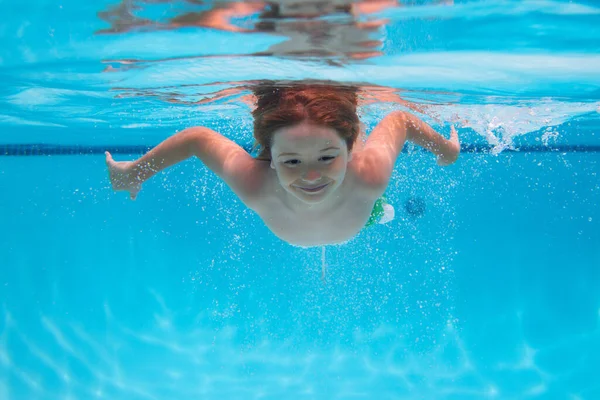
[352,111,459,190]
[105,127,266,206]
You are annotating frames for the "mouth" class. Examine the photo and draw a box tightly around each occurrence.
[294,182,330,194]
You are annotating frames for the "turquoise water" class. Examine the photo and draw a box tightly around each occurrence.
[1,0,600,399]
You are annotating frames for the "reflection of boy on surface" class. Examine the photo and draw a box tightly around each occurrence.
[106,83,459,247]
[97,0,418,59]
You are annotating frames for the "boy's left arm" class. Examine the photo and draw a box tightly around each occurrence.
[351,111,459,191]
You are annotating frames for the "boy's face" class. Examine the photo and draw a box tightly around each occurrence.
[270,121,350,205]
[277,1,340,18]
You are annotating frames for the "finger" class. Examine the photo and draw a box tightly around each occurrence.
[130,186,140,201]
[105,151,114,165]
[450,126,459,143]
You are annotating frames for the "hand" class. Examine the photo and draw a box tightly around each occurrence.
[437,125,460,166]
[105,151,141,200]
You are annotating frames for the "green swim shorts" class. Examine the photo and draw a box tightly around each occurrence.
[365,196,394,228]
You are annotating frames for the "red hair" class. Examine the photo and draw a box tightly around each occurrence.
[252,81,360,160]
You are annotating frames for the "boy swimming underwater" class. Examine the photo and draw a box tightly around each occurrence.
[106,83,459,247]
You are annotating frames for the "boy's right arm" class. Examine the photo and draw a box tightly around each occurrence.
[105,127,266,206]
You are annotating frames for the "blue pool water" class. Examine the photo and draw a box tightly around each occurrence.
[1,0,599,399]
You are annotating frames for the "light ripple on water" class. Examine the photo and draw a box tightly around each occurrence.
[2,300,599,399]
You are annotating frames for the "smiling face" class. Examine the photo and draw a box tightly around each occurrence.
[270,121,351,205]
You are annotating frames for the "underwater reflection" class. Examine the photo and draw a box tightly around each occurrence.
[96,0,452,60]
[108,79,434,118]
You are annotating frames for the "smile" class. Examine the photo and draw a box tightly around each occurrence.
[294,182,330,193]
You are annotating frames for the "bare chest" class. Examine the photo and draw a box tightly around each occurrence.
[256,198,375,247]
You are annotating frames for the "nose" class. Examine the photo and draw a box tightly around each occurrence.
[302,169,322,183]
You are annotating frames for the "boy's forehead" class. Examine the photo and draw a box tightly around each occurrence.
[273,123,342,147]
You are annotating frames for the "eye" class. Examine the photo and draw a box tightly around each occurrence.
[320,155,337,162]
[283,159,301,166]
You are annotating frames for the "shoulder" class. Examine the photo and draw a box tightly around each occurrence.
[345,111,411,195]
[233,159,273,209]
[346,150,389,198]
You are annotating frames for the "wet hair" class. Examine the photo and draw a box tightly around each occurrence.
[252,81,360,160]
